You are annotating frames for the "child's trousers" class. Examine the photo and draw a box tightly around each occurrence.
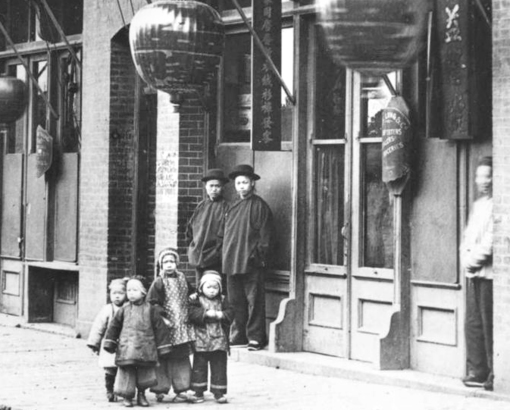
[191,351,227,396]
[150,355,192,395]
[114,366,157,399]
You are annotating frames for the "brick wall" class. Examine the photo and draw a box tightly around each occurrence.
[492,0,510,394]
[77,0,151,335]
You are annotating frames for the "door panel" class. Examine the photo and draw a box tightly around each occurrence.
[303,273,346,356]
[25,155,46,260]
[0,260,23,316]
[349,73,396,362]
[1,154,23,258]
[54,153,78,262]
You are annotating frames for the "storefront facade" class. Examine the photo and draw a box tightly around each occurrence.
[2,0,510,394]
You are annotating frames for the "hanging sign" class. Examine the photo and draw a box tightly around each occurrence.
[35,125,53,178]
[382,96,411,195]
[251,0,281,151]
[433,0,471,139]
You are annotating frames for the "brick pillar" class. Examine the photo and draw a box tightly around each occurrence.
[154,93,208,282]
[492,1,510,393]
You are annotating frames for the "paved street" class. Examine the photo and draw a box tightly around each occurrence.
[0,325,509,410]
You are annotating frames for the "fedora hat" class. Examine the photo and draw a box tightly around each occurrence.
[228,164,260,181]
[201,168,229,184]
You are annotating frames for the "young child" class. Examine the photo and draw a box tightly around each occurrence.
[147,247,196,403]
[103,276,172,408]
[87,278,127,402]
[188,271,233,404]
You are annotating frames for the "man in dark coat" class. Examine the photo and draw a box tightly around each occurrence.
[221,164,273,351]
[186,169,230,282]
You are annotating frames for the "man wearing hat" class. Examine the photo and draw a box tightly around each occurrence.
[221,164,273,351]
[186,169,230,280]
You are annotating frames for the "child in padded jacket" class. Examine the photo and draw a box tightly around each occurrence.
[188,271,234,404]
[86,278,127,402]
[104,276,172,408]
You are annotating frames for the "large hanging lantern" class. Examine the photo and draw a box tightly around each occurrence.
[129,0,224,99]
[317,0,428,75]
[0,76,27,124]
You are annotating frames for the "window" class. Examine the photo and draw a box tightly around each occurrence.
[310,30,346,267]
[359,74,397,269]
[221,26,294,144]
[0,0,83,50]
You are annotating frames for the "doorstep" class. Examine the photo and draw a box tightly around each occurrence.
[230,347,510,402]
[0,313,79,338]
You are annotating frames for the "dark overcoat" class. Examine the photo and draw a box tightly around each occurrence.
[221,194,273,275]
[103,300,171,367]
[186,197,229,269]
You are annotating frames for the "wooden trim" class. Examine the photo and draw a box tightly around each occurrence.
[26,260,79,271]
[411,280,461,290]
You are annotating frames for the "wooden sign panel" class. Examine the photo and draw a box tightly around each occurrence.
[251,0,281,151]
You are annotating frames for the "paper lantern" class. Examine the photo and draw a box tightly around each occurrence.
[0,76,27,124]
[129,0,224,96]
[317,0,428,75]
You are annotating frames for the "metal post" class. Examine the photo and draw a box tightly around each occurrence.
[37,0,82,68]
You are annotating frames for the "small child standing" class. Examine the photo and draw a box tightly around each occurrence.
[147,248,196,403]
[87,278,127,402]
[188,271,234,404]
[103,276,172,408]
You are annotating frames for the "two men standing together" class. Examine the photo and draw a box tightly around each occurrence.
[186,165,273,351]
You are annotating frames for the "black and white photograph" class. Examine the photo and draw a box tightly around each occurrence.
[0,1,508,409]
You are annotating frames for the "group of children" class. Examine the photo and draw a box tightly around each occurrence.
[87,247,233,407]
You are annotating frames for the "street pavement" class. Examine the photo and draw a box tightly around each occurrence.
[1,325,509,410]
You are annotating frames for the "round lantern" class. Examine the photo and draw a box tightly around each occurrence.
[129,0,224,97]
[0,76,27,124]
[317,0,428,75]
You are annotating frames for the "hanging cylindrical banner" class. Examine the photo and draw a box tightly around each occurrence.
[35,125,53,178]
[382,96,411,195]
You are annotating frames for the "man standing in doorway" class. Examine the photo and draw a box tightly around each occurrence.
[222,164,273,351]
[461,156,494,391]
[187,169,230,283]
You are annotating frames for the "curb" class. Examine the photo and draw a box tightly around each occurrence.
[230,348,510,403]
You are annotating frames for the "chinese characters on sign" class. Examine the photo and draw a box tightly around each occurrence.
[435,0,470,139]
[252,0,281,151]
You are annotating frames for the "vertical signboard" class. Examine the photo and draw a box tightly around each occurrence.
[435,0,470,139]
[251,0,281,151]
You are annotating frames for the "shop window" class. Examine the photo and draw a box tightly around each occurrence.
[310,32,346,267]
[222,26,294,144]
[0,0,83,51]
[359,74,397,269]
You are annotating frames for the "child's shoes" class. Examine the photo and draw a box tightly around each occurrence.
[172,392,189,403]
[106,391,116,402]
[137,391,150,407]
[188,393,205,403]
[155,393,165,402]
[122,398,133,407]
[214,394,228,404]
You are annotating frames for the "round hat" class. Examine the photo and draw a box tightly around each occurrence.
[228,164,260,181]
[201,168,229,184]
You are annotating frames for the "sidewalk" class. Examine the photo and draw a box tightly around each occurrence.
[1,318,509,410]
